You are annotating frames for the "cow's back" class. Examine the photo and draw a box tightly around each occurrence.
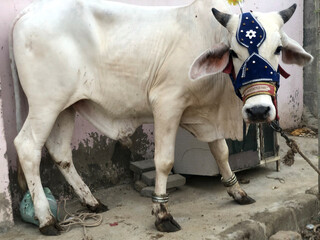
[13,0,190,115]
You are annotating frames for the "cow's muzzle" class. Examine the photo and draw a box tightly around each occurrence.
[242,94,276,123]
[246,106,271,122]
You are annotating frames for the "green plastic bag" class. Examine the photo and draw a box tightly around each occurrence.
[20,187,58,226]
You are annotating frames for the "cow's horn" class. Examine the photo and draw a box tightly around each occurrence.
[212,8,231,28]
[279,4,297,24]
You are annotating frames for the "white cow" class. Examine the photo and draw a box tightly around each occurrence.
[11,0,312,235]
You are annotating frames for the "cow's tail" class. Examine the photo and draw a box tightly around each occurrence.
[9,15,27,193]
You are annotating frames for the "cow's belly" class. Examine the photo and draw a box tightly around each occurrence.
[73,99,153,144]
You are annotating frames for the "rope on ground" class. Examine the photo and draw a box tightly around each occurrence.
[270,121,320,176]
[58,199,103,240]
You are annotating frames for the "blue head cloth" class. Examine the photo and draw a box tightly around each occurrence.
[230,12,280,100]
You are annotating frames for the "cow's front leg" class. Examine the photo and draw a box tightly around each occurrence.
[151,95,183,232]
[152,135,182,232]
[208,139,255,205]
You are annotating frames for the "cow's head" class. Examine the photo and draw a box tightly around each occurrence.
[189,4,313,123]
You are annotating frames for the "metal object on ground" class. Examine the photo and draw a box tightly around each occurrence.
[306,224,315,230]
[266,175,285,184]
[173,123,280,176]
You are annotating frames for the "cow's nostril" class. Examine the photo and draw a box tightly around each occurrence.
[264,106,271,115]
[246,108,253,117]
[245,106,270,122]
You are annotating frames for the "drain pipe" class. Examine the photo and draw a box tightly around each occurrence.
[9,14,29,192]
[9,36,22,133]
[9,13,24,133]
[316,2,320,194]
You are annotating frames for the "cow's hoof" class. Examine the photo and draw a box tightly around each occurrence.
[39,221,62,236]
[234,195,256,205]
[155,214,181,232]
[86,199,109,213]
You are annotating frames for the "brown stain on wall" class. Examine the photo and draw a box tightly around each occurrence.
[288,90,301,124]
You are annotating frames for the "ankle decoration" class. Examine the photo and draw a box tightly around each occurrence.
[152,193,169,204]
[221,173,238,187]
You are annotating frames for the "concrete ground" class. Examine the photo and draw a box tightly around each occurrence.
[1,133,318,240]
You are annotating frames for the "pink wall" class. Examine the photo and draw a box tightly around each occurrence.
[0,0,305,228]
[0,0,33,229]
[0,78,13,228]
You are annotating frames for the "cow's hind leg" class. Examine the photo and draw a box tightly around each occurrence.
[14,108,63,235]
[208,139,255,205]
[45,108,108,213]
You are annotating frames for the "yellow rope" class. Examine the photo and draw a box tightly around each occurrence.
[58,200,103,240]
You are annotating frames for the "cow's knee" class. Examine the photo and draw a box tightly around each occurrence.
[156,159,174,175]
[46,140,72,169]
[51,151,72,170]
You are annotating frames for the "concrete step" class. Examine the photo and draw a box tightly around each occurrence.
[167,174,186,189]
[141,170,156,186]
[217,193,318,240]
[140,174,186,197]
[134,180,147,192]
[130,159,155,174]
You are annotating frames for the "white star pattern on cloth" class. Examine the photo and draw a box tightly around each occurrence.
[245,30,256,39]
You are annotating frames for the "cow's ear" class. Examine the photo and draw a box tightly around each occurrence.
[189,43,230,81]
[281,32,313,66]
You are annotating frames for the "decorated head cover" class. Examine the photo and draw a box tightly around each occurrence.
[230,12,280,100]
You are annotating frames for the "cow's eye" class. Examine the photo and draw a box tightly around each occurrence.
[274,46,283,55]
[230,50,238,58]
